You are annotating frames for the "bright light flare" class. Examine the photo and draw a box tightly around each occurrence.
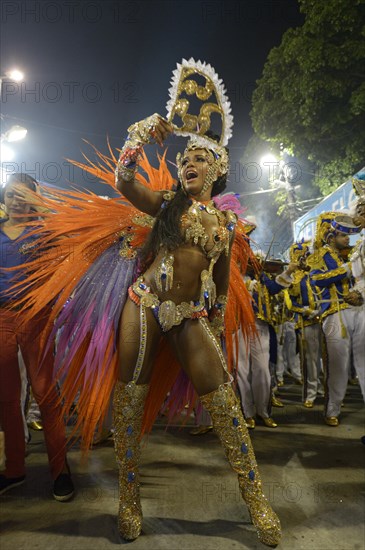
[6,125,28,142]
[1,167,10,189]
[260,153,278,166]
[6,69,24,82]
[1,143,15,162]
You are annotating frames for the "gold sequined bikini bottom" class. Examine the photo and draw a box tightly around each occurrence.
[128,276,208,333]
[126,277,230,384]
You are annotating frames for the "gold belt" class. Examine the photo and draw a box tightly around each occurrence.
[130,277,207,332]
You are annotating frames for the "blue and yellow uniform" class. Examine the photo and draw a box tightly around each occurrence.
[284,242,322,406]
[309,245,352,320]
[309,212,362,425]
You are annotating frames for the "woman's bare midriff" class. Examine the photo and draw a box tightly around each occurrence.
[143,243,211,304]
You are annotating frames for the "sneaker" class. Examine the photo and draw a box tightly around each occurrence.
[0,474,26,495]
[53,472,74,502]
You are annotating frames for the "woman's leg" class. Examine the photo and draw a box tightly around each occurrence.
[165,317,228,394]
[166,318,281,547]
[114,298,161,540]
[0,310,26,481]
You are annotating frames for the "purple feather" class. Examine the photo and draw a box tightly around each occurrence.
[47,242,137,386]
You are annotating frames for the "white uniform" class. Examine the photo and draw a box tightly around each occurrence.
[311,244,365,418]
[236,272,292,419]
[237,319,271,419]
[276,321,302,383]
[349,236,365,400]
[301,323,322,402]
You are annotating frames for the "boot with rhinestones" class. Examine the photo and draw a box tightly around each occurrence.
[200,383,281,547]
[113,380,149,541]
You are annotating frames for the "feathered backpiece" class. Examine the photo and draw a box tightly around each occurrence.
[8,142,255,451]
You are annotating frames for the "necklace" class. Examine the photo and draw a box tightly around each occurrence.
[188,198,216,213]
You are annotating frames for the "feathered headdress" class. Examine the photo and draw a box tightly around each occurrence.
[166,58,232,175]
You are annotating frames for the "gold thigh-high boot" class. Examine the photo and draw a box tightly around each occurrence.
[200,383,281,547]
[113,380,149,541]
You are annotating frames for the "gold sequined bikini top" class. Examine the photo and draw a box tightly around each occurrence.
[154,192,237,308]
[161,191,237,260]
[181,198,237,259]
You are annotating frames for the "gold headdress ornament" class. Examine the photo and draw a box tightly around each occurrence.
[314,212,339,250]
[166,58,233,178]
[289,240,311,262]
[314,211,361,249]
[352,172,365,204]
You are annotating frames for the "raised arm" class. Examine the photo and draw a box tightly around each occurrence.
[115,114,173,216]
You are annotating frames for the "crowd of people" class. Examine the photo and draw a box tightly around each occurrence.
[0,59,364,547]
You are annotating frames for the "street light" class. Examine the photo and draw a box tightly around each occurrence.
[3,125,28,142]
[5,69,24,82]
[0,67,24,94]
[1,125,28,175]
[260,153,278,166]
[0,143,15,162]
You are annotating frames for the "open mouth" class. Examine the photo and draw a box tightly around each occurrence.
[185,169,198,181]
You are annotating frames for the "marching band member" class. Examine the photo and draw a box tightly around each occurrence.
[310,212,362,426]
[283,241,322,408]
[236,252,298,428]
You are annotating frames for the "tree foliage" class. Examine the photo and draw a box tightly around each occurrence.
[251,0,365,195]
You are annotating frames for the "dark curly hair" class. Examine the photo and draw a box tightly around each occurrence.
[139,134,229,268]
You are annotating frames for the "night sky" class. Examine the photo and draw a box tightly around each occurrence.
[1,0,304,250]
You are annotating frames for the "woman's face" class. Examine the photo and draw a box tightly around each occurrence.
[180,148,216,197]
[3,182,32,217]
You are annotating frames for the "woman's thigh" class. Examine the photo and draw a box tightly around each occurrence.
[166,317,229,396]
[117,298,162,384]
